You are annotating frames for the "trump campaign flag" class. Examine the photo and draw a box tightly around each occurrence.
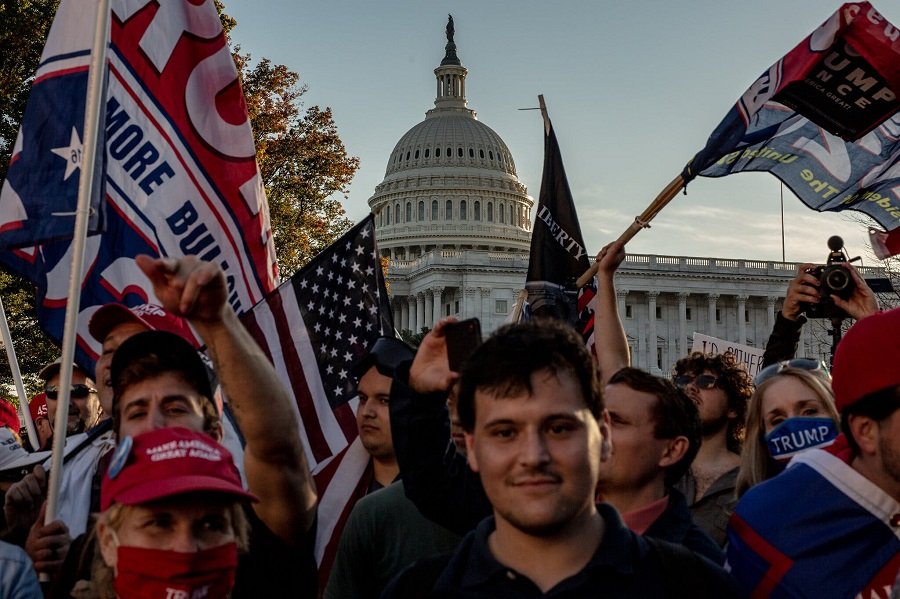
[0,0,278,371]
[240,215,393,583]
[683,2,900,258]
[525,103,595,343]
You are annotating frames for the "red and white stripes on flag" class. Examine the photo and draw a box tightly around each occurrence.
[240,215,393,583]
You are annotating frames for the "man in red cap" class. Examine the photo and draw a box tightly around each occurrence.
[727,308,900,599]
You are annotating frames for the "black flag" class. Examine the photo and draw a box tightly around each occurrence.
[525,117,594,338]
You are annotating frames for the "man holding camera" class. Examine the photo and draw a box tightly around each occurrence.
[763,258,879,366]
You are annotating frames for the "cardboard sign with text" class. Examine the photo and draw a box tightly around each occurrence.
[691,333,764,378]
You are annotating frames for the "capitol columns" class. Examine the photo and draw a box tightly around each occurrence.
[405,295,415,332]
[677,292,689,359]
[432,287,444,326]
[616,289,629,321]
[766,296,778,332]
[416,293,426,332]
[398,295,415,331]
[424,291,434,330]
[737,294,749,345]
[647,291,659,370]
[480,288,492,325]
[393,300,401,330]
[707,293,719,338]
[463,287,477,319]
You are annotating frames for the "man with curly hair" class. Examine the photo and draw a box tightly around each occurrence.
[671,351,752,546]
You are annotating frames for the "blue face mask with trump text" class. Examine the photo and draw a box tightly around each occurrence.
[765,417,838,462]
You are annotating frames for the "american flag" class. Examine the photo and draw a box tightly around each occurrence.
[239,214,392,581]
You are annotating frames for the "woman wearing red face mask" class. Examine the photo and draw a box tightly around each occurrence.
[92,427,254,599]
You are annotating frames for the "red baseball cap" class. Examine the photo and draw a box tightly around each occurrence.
[29,393,48,422]
[0,399,20,432]
[88,303,196,346]
[832,308,900,412]
[101,427,256,511]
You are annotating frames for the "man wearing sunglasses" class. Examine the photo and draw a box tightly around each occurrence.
[728,308,900,598]
[671,352,752,547]
[39,360,102,438]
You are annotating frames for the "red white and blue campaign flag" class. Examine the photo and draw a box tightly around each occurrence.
[0,0,278,371]
[524,113,595,344]
[682,2,900,258]
[0,1,107,249]
[240,215,394,584]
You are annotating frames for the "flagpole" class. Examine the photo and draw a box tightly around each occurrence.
[575,174,685,288]
[45,0,110,532]
[0,296,39,449]
[538,94,550,136]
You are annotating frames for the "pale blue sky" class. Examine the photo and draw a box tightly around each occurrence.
[223,0,900,264]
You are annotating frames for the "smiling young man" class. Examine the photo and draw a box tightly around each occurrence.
[384,321,738,597]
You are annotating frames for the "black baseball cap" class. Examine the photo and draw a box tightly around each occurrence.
[351,336,415,380]
[111,330,214,408]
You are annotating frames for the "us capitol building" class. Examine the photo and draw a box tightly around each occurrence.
[367,19,887,374]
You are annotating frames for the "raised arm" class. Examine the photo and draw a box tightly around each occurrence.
[135,254,316,542]
[593,240,630,385]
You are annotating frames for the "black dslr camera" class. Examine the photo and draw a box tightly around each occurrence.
[801,236,855,319]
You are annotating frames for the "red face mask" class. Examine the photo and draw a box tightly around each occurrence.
[113,542,238,599]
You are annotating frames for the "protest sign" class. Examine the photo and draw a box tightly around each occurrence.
[691,333,765,378]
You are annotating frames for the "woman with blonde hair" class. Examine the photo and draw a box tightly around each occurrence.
[736,360,839,498]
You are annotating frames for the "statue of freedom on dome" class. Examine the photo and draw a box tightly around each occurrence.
[446,15,454,43]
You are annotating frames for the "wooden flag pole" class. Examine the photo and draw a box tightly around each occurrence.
[44,0,111,539]
[575,174,685,288]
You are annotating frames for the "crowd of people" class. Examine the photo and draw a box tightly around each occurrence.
[0,242,897,598]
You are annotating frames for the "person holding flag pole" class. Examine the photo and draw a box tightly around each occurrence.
[37,0,110,584]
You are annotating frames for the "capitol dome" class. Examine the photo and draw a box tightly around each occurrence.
[368,19,533,260]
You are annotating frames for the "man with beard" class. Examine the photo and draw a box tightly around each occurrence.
[671,351,752,546]
[39,361,102,437]
[728,307,900,599]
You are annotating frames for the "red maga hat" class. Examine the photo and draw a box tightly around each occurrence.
[101,427,256,511]
[0,399,20,432]
[88,303,196,346]
[832,308,900,413]
[29,393,48,422]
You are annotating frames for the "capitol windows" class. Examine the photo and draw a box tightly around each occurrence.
[474,201,481,221]
[431,200,438,220]
[395,203,401,221]
[499,203,505,223]
[487,202,493,222]
[436,147,441,157]
[480,149,484,159]
[446,200,452,219]
[406,151,410,160]
[469,148,474,158]
[406,202,412,222]
[457,147,463,158]
[495,299,508,314]
[460,200,467,220]
[489,150,494,160]
[386,205,391,224]
[425,148,430,158]
[415,150,420,159]
[686,308,692,321]
[655,306,662,319]
[418,201,425,221]
[625,304,633,319]
[446,147,451,158]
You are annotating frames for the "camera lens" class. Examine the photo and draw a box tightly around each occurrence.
[824,267,850,292]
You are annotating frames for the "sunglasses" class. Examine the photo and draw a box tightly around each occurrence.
[754,359,830,387]
[674,374,719,390]
[44,384,97,400]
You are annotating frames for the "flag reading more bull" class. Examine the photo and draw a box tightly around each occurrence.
[683,2,900,257]
[0,0,278,371]
[525,98,594,342]
[240,214,393,583]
